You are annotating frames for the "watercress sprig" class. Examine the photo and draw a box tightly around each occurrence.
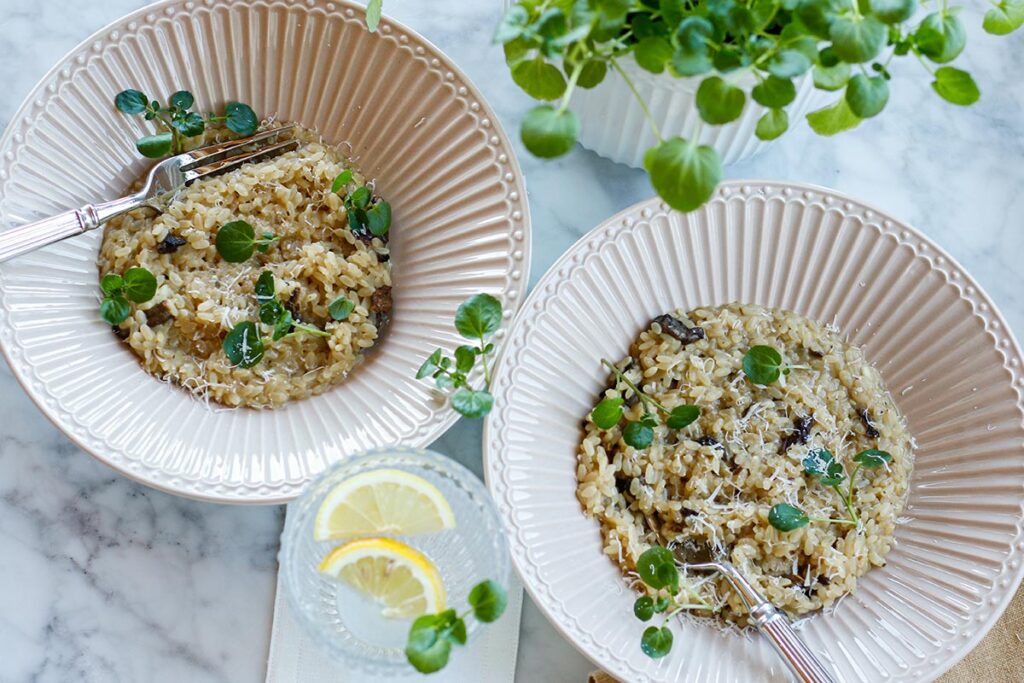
[100,267,158,325]
[768,447,893,531]
[215,220,280,262]
[330,171,392,239]
[591,358,701,448]
[417,294,502,419]
[405,579,508,673]
[115,89,258,158]
[742,345,808,386]
[495,0,1021,212]
[631,545,712,659]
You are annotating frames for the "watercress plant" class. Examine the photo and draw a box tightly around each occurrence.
[115,89,258,158]
[215,220,280,262]
[330,171,392,239]
[631,545,711,659]
[591,358,701,448]
[495,0,1021,212]
[768,446,893,531]
[405,579,508,673]
[100,267,158,325]
[417,294,502,419]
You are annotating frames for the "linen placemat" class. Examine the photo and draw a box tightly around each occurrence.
[265,562,523,683]
[587,582,1024,682]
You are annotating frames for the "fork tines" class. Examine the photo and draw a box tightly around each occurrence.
[182,126,300,183]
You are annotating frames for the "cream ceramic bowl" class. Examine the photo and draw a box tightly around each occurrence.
[484,183,1024,682]
[0,0,530,503]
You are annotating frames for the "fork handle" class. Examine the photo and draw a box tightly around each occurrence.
[0,194,144,264]
[753,606,837,683]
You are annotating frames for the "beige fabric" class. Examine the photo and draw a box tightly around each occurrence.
[587,584,1024,683]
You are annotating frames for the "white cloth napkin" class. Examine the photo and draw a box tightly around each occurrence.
[265,553,523,682]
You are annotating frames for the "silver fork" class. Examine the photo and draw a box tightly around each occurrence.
[673,543,837,683]
[0,125,299,263]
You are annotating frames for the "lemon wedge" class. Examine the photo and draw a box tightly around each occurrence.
[313,468,456,541]
[319,537,446,619]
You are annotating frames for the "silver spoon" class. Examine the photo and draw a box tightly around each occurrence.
[673,543,837,683]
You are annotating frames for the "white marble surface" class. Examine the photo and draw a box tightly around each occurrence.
[0,1,1021,682]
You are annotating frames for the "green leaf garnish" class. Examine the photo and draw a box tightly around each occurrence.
[932,67,980,105]
[644,137,722,213]
[331,170,353,193]
[405,580,506,673]
[223,321,264,368]
[742,345,783,385]
[451,388,494,419]
[633,596,655,621]
[224,101,259,136]
[255,270,276,303]
[115,89,148,114]
[853,448,892,468]
[454,294,502,340]
[636,546,678,590]
[983,0,1024,35]
[100,296,132,326]
[623,418,655,449]
[755,109,789,141]
[640,626,673,658]
[169,90,194,110]
[521,105,579,159]
[100,273,124,296]
[915,12,966,64]
[695,76,746,125]
[845,74,889,119]
[806,98,862,136]
[591,398,625,429]
[136,132,174,158]
[768,503,810,531]
[417,349,443,379]
[666,404,700,429]
[100,266,157,326]
[366,201,392,236]
[752,76,796,108]
[122,267,157,303]
[511,57,567,101]
[328,296,355,321]
[215,220,278,262]
[829,15,887,63]
[467,580,508,623]
[365,0,383,32]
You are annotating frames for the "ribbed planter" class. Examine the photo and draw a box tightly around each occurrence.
[570,56,825,169]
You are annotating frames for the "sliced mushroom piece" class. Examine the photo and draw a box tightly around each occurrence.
[780,415,813,452]
[156,234,188,254]
[652,314,705,345]
[144,302,173,327]
[859,408,880,438]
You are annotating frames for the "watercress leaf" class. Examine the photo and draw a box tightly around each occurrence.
[468,580,508,622]
[366,201,392,236]
[565,57,607,88]
[932,66,980,105]
[640,626,674,658]
[712,46,747,74]
[752,76,797,108]
[450,387,494,419]
[454,293,502,339]
[328,296,356,321]
[503,36,533,66]
[633,596,655,621]
[224,101,259,136]
[169,90,195,111]
[695,76,745,125]
[674,15,715,51]
[742,345,782,385]
[215,220,256,262]
[803,448,835,477]
[853,448,892,468]
[755,108,789,141]
[366,0,383,32]
[172,111,206,137]
[643,137,722,212]
[869,0,914,24]
[536,7,568,39]
[915,12,966,64]
[623,420,654,449]
[455,345,477,373]
[822,460,846,486]
[272,310,294,341]
[634,36,674,74]
[255,270,276,303]
[806,98,862,136]
[260,299,285,325]
[136,132,173,158]
[331,170,353,193]
[100,273,124,296]
[654,596,670,613]
[669,49,714,77]
[983,0,1024,35]
[829,14,887,63]
[768,50,812,79]
[521,104,579,158]
[350,186,372,209]
[591,398,625,429]
[100,296,132,325]
[223,321,264,368]
[751,0,779,30]
[405,615,452,674]
[813,62,851,91]
[666,404,700,429]
[511,56,567,101]
[122,267,158,303]
[444,617,468,645]
[417,349,444,379]
[845,74,889,118]
[436,373,456,390]
[768,503,810,532]
[494,5,531,43]
[115,89,149,114]
[636,546,675,588]
[796,0,841,39]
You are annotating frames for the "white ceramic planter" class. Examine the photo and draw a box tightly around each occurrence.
[570,56,825,169]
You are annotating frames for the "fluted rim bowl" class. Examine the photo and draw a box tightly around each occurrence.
[483,182,1024,682]
[0,0,530,503]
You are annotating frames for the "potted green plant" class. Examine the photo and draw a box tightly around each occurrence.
[495,0,1023,211]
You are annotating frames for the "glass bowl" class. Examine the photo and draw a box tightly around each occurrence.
[279,447,510,674]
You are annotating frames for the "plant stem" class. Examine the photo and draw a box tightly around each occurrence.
[601,358,668,413]
[810,516,858,526]
[557,58,585,115]
[479,335,492,389]
[609,56,664,143]
[294,323,331,338]
[832,483,859,525]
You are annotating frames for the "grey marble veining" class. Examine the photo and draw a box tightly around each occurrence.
[0,0,1022,681]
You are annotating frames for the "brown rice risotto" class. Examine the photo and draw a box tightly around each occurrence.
[576,303,913,624]
[98,126,391,409]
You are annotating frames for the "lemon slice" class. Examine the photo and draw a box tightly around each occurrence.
[319,537,446,619]
[313,468,456,541]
